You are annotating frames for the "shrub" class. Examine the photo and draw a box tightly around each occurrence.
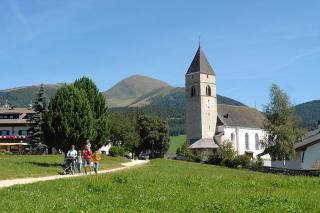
[221,158,237,168]
[109,146,125,157]
[177,142,193,161]
[250,158,264,170]
[220,140,236,159]
[176,147,181,155]
[192,154,202,163]
[233,155,251,168]
[207,153,222,165]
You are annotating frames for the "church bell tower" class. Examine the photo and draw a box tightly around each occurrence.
[185,46,217,146]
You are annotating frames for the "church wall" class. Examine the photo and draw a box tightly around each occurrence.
[223,126,270,160]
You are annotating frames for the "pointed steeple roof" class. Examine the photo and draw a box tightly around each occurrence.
[186,47,215,75]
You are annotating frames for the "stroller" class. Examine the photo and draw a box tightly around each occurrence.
[63,157,76,175]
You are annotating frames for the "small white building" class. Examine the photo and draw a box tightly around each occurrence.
[270,126,320,170]
[99,143,112,155]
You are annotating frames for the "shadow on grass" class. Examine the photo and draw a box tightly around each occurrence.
[27,162,64,168]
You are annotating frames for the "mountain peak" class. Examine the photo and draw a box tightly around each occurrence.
[104,75,170,107]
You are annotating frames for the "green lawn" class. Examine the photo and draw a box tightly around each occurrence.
[168,135,186,153]
[1,159,320,212]
[0,154,129,180]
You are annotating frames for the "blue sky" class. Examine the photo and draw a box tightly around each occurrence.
[0,0,319,108]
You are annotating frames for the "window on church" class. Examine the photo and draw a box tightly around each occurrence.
[231,133,235,146]
[206,85,211,96]
[255,133,260,150]
[245,133,249,150]
[191,86,196,97]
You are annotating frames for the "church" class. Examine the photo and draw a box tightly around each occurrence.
[185,46,270,163]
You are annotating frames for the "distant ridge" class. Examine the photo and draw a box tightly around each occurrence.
[0,84,64,107]
[294,100,320,130]
[1,75,318,132]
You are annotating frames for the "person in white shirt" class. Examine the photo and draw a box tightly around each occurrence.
[66,145,77,174]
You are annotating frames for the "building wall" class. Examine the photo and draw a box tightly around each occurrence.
[185,72,217,144]
[302,143,320,169]
[0,126,29,136]
[223,126,270,160]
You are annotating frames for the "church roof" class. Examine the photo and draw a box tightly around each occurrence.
[189,138,219,149]
[217,104,265,129]
[186,47,215,75]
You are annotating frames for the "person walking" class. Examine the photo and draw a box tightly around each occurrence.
[66,145,77,174]
[92,151,101,175]
[77,150,83,173]
[83,147,92,174]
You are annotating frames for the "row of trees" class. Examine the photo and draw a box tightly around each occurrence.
[28,77,170,157]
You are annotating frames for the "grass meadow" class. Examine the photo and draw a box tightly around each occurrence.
[168,135,186,153]
[1,159,320,212]
[0,154,128,180]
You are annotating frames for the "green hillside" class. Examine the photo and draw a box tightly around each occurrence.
[0,84,63,107]
[294,100,320,130]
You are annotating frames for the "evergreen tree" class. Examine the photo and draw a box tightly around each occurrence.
[74,77,109,151]
[28,84,47,153]
[137,115,170,158]
[263,84,304,162]
[43,85,95,152]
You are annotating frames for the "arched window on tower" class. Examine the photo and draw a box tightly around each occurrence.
[206,85,211,96]
[255,133,260,150]
[191,86,196,97]
[245,133,249,150]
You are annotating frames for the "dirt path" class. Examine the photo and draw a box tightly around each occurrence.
[0,160,149,189]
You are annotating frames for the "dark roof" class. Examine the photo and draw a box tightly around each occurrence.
[217,104,265,129]
[295,129,320,151]
[186,47,215,75]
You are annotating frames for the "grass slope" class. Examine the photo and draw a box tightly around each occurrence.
[0,155,128,180]
[1,159,320,212]
[168,135,186,153]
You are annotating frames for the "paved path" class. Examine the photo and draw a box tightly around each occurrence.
[0,160,148,189]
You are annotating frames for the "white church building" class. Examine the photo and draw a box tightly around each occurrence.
[185,46,270,162]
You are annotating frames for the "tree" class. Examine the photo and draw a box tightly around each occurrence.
[263,84,304,163]
[219,140,236,160]
[137,115,170,158]
[74,77,109,151]
[109,113,140,155]
[28,84,47,153]
[43,85,95,153]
